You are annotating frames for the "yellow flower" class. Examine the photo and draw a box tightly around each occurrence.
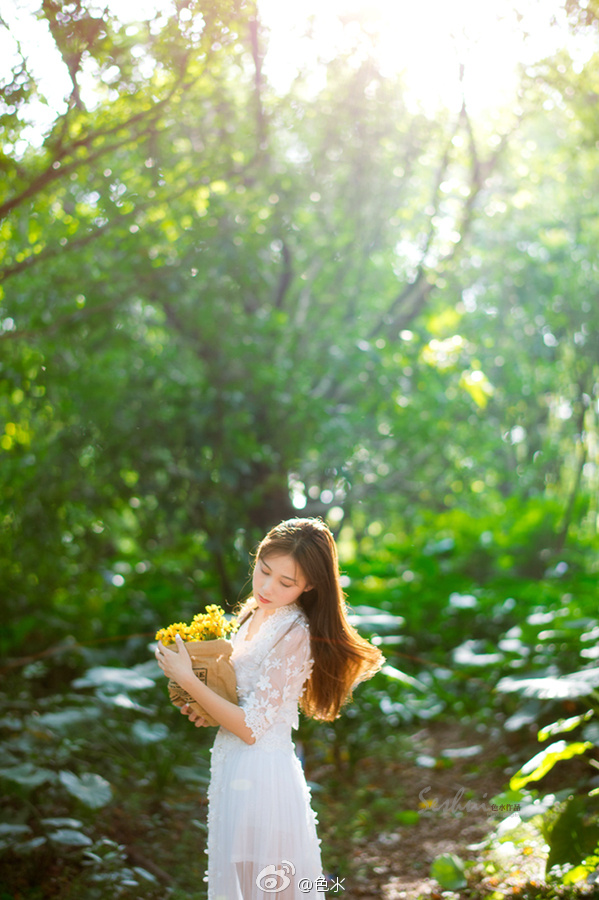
[156,606,238,644]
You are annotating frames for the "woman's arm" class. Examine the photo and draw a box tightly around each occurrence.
[156,637,256,745]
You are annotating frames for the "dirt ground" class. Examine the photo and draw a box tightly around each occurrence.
[345,721,525,900]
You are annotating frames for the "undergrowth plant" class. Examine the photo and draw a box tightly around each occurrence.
[490,668,599,888]
[0,650,212,899]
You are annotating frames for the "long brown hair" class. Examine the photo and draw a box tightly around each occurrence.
[251,517,383,721]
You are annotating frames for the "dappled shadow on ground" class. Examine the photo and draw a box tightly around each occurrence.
[342,721,518,899]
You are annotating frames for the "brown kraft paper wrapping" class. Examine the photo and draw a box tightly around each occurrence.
[167,638,238,727]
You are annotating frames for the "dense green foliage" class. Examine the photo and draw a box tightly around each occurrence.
[1,526,598,897]
[2,0,598,653]
[2,0,599,896]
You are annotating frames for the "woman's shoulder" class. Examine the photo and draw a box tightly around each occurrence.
[273,603,310,641]
[277,601,308,624]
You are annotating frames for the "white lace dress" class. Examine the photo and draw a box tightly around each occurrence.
[206,602,325,900]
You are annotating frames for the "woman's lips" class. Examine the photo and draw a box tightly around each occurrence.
[257,594,271,604]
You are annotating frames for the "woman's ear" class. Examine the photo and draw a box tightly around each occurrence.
[303,584,313,592]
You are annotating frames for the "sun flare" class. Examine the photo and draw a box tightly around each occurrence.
[260,0,575,114]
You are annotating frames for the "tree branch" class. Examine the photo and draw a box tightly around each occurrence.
[248,7,267,151]
[0,107,165,221]
[0,152,258,286]
[555,385,589,552]
[0,38,210,221]
[367,267,430,340]
[273,241,293,309]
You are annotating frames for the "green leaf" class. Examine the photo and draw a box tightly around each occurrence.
[511,741,593,791]
[546,794,599,873]
[497,668,599,700]
[563,864,597,885]
[41,817,84,829]
[0,823,31,837]
[96,692,154,713]
[430,853,467,890]
[48,828,93,847]
[518,793,560,821]
[0,715,23,731]
[58,771,113,809]
[538,710,594,742]
[133,866,158,883]
[394,810,420,825]
[132,660,163,680]
[35,708,102,730]
[131,721,169,744]
[490,788,527,806]
[73,666,156,692]
[380,664,426,691]
[13,836,47,854]
[0,763,56,789]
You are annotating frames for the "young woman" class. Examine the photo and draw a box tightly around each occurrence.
[156,517,383,899]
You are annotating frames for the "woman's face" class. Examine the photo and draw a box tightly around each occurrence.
[252,553,312,614]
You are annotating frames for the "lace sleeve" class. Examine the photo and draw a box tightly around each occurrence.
[240,619,313,742]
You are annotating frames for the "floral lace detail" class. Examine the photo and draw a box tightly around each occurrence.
[206,603,323,898]
[231,604,313,745]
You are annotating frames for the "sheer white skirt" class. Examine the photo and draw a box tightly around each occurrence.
[207,726,325,900]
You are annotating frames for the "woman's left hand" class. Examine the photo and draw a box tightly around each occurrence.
[155,635,193,685]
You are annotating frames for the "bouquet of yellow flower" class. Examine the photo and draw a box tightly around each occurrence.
[156,605,239,726]
[155,604,239,645]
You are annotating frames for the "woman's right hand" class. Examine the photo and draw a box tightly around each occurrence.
[180,703,209,727]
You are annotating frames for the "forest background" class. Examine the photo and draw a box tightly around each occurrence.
[1,0,599,898]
